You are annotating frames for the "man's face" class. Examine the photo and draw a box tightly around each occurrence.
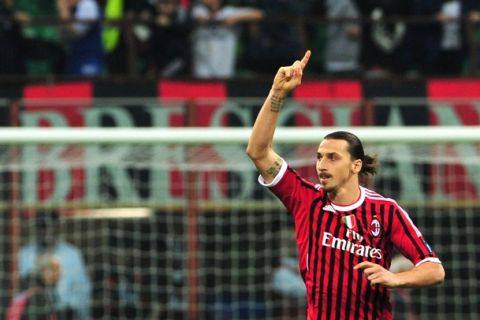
[158,0,177,13]
[316,139,360,193]
[36,222,58,250]
[202,0,222,10]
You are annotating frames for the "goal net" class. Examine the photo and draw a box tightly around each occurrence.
[0,127,478,320]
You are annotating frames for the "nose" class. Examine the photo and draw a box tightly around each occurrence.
[316,160,326,174]
[317,157,327,169]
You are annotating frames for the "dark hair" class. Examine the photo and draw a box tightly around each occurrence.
[35,209,60,227]
[323,131,378,176]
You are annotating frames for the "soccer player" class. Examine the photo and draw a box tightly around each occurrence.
[246,50,445,320]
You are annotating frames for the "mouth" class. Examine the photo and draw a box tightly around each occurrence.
[318,173,332,185]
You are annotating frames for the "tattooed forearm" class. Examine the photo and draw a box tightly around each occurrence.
[270,95,284,112]
[264,158,283,177]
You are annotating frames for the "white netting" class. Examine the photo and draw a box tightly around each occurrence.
[0,128,479,320]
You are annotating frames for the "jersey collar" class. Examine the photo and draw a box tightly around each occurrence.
[330,186,365,212]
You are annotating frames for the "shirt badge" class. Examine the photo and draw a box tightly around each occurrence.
[342,215,356,230]
[370,218,381,237]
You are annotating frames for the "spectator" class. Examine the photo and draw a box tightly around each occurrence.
[14,0,66,74]
[437,0,464,74]
[148,0,192,77]
[469,2,480,25]
[102,0,150,76]
[271,228,306,320]
[244,0,304,75]
[92,247,144,319]
[408,0,443,75]
[191,0,263,79]
[125,0,159,75]
[6,254,61,320]
[102,0,126,75]
[356,0,413,77]
[0,0,26,75]
[18,210,92,320]
[57,0,104,76]
[435,0,480,75]
[468,2,480,73]
[323,0,361,75]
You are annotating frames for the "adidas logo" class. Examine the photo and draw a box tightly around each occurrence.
[323,205,336,213]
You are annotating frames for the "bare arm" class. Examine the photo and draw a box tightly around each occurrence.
[56,0,99,39]
[354,261,445,288]
[56,0,82,38]
[223,9,264,26]
[246,50,311,183]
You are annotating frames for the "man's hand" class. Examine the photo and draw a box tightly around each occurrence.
[271,50,311,97]
[354,261,402,288]
[39,255,62,286]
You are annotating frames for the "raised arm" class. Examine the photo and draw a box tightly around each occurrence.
[246,50,311,183]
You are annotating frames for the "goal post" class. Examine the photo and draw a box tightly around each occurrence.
[0,126,478,144]
[1,127,479,320]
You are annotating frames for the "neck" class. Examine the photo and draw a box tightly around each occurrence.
[328,182,361,206]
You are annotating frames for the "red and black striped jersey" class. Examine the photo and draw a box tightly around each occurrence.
[259,161,441,320]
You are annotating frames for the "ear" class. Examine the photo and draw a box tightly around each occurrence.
[351,159,362,174]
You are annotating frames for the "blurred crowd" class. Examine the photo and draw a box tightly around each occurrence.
[0,0,480,79]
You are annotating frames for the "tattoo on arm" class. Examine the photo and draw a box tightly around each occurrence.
[264,158,283,177]
[270,95,284,112]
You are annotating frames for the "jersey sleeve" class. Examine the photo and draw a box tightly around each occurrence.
[258,159,322,219]
[390,205,441,267]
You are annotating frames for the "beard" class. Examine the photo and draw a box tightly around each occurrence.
[323,184,338,194]
[318,172,335,192]
[319,173,348,196]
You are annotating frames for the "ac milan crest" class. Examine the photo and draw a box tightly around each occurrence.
[370,218,381,237]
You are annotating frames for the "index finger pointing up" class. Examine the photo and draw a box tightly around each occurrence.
[301,50,311,70]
